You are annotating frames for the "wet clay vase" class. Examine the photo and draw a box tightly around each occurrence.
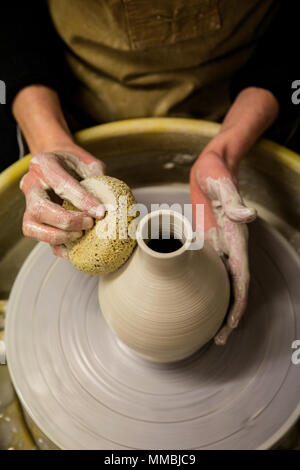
[98,210,230,363]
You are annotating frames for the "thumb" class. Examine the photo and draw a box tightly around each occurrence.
[206,177,257,224]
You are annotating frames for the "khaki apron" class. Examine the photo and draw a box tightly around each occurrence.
[48,0,277,123]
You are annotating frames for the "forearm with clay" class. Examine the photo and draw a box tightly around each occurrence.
[13,85,106,252]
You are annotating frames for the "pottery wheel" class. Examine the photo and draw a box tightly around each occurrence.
[5,185,300,450]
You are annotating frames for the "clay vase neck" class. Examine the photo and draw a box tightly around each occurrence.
[135,209,195,275]
[98,210,230,363]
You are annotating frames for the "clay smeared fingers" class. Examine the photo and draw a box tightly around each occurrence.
[29,197,94,231]
[51,245,69,258]
[21,169,94,231]
[221,220,250,330]
[214,324,233,346]
[204,176,256,224]
[227,273,249,329]
[30,153,105,219]
[193,161,252,338]
[22,213,83,245]
[20,169,48,194]
[56,152,106,179]
[218,179,256,223]
[194,152,256,224]
[224,202,256,224]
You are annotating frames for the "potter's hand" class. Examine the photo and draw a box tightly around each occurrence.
[12,86,106,257]
[190,87,279,344]
[21,146,106,257]
[190,151,256,345]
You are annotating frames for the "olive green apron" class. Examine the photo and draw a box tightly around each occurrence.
[47,0,276,123]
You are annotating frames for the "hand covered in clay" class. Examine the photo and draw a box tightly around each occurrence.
[21,145,106,257]
[190,150,256,345]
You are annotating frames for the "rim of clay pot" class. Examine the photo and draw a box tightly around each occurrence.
[136,209,194,259]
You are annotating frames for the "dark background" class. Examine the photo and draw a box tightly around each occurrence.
[0,106,20,172]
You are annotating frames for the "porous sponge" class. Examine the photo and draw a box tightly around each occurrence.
[63,176,138,275]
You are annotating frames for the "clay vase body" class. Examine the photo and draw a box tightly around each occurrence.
[98,210,230,363]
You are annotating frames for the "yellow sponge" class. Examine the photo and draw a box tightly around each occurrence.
[63,176,137,275]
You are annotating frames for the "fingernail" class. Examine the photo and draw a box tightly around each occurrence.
[53,245,69,258]
[228,205,257,222]
[245,207,257,220]
[239,206,256,217]
[69,231,82,242]
[92,204,105,219]
[60,248,69,259]
[214,335,226,346]
[82,217,94,230]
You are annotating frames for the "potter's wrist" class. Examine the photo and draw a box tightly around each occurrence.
[28,132,75,156]
[12,85,74,156]
[217,87,279,169]
[199,87,280,175]
[198,134,241,178]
